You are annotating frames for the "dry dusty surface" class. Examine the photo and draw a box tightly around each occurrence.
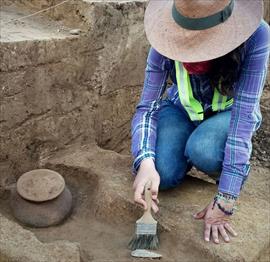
[0,1,270,262]
[1,144,269,262]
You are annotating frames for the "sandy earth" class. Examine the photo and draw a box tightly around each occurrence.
[0,162,204,262]
[0,1,270,262]
[1,143,269,261]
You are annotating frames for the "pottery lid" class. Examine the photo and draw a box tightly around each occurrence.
[17,169,65,202]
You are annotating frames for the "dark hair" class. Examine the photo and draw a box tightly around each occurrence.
[208,43,244,96]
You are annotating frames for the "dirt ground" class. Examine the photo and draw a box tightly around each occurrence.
[0,166,204,262]
[251,84,270,168]
[1,143,269,262]
[0,1,270,262]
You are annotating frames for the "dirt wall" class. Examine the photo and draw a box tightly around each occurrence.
[264,0,270,23]
[0,1,148,193]
[1,0,269,194]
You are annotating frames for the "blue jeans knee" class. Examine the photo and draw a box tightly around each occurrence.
[184,111,231,177]
[156,157,191,190]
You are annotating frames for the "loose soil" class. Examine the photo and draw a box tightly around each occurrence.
[0,167,204,262]
[1,1,269,261]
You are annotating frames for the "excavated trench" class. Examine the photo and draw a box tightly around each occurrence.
[0,2,182,261]
[1,1,270,262]
[0,162,207,262]
[0,167,136,262]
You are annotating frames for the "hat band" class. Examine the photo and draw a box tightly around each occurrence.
[172,0,235,30]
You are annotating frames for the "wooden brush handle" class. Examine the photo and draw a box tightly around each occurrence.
[137,180,157,223]
[144,180,152,214]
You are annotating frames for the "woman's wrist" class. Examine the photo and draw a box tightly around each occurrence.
[139,158,155,170]
[212,192,237,216]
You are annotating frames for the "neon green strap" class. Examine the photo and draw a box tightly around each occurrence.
[175,61,204,121]
[175,61,234,121]
[212,82,234,111]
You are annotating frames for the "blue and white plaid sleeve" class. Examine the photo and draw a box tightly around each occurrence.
[218,21,270,197]
[131,48,171,173]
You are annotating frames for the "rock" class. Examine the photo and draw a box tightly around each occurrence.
[0,213,80,262]
[69,29,81,35]
[131,249,162,258]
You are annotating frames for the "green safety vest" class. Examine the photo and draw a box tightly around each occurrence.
[175,61,233,121]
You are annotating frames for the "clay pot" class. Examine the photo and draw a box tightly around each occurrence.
[10,169,73,228]
[16,169,65,202]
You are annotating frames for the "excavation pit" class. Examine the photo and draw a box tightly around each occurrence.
[0,1,270,262]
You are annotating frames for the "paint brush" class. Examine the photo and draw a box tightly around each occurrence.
[128,180,159,250]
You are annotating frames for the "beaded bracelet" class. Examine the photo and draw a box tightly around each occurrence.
[215,192,237,203]
[212,192,237,216]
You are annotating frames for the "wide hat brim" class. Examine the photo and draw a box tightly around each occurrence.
[144,0,263,62]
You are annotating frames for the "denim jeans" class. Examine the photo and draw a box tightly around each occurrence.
[155,99,231,190]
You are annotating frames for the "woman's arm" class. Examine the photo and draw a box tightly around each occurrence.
[131,47,172,172]
[131,47,172,211]
[219,20,270,197]
[195,21,270,244]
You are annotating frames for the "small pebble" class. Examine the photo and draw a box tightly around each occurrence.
[131,249,162,258]
[69,29,81,35]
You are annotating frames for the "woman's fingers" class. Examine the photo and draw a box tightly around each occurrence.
[204,221,236,243]
[224,223,238,237]
[194,206,207,219]
[204,223,211,242]
[134,183,147,210]
[151,176,160,199]
[218,225,230,242]
[212,225,219,244]
[151,200,159,213]
[199,200,237,244]
[134,181,160,212]
[154,197,159,204]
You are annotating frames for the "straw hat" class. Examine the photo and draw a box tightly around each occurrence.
[144,0,263,62]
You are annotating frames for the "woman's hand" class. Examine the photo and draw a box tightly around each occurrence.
[133,158,160,213]
[194,199,237,244]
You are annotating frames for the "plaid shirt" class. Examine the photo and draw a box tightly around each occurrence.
[131,20,270,197]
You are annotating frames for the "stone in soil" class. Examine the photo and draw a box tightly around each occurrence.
[40,144,270,262]
[0,213,80,262]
